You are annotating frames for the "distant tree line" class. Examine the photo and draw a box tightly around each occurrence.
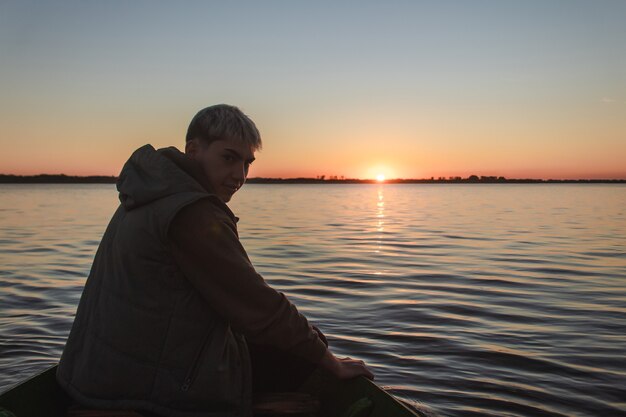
[1,173,623,184]
[0,174,117,184]
[247,176,625,184]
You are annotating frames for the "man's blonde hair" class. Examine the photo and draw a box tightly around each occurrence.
[186,104,262,150]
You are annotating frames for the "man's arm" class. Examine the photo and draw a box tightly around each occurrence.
[169,198,373,380]
[169,199,326,362]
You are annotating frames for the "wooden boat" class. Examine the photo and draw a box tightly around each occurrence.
[0,365,426,417]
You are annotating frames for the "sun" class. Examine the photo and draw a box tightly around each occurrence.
[376,173,386,182]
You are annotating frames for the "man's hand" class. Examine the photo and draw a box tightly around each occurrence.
[318,349,375,380]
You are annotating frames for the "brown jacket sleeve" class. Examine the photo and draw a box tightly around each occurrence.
[168,198,327,363]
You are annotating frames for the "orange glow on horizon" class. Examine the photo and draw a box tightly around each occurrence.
[1,133,625,181]
[3,165,626,181]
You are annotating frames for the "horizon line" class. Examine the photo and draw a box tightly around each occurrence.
[1,173,625,183]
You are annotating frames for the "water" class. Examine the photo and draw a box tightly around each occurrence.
[1,183,625,416]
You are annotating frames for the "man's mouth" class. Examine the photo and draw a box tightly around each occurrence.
[223,185,239,193]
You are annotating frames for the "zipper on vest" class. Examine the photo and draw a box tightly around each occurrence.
[181,328,213,392]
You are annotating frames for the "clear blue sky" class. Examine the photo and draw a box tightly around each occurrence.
[1,1,625,179]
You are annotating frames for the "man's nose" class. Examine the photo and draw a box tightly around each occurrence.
[232,163,246,182]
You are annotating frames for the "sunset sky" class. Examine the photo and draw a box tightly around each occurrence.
[1,1,625,179]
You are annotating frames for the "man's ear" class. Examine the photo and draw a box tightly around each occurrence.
[185,139,198,157]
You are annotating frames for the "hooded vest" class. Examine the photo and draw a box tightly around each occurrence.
[57,145,252,417]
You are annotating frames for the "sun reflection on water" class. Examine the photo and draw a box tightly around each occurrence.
[375,185,385,253]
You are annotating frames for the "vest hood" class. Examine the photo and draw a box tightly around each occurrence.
[117,144,210,210]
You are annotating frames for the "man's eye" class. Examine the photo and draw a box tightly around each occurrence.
[222,154,234,162]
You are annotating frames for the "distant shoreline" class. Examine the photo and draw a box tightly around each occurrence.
[1,174,624,184]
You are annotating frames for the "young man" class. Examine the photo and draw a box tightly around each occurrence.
[57,105,373,417]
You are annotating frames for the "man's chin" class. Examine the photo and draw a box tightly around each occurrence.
[218,193,233,203]
[219,187,241,203]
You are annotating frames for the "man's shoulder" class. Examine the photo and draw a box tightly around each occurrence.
[194,197,236,222]
[171,196,239,236]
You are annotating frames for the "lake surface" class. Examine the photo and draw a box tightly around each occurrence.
[1,183,625,416]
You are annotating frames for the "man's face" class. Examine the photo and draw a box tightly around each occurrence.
[186,138,256,203]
